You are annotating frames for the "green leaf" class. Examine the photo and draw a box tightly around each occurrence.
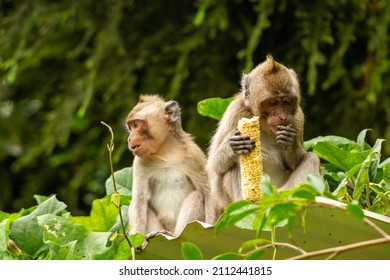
[0,219,8,252]
[260,174,277,197]
[0,211,9,223]
[304,135,358,150]
[356,129,372,151]
[313,141,370,171]
[74,232,113,259]
[33,195,50,205]
[245,249,266,260]
[346,203,364,220]
[70,196,118,232]
[38,214,89,245]
[197,97,234,121]
[46,241,79,260]
[105,167,133,195]
[291,187,316,200]
[9,195,67,257]
[129,233,145,248]
[212,252,243,260]
[215,201,258,233]
[305,173,326,195]
[181,242,203,260]
[111,192,121,208]
[266,202,300,228]
[239,238,270,253]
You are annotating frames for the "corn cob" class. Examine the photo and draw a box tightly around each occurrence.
[237,116,263,202]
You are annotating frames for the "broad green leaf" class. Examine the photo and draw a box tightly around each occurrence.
[70,195,118,232]
[38,214,89,245]
[102,239,132,260]
[181,242,203,260]
[46,241,79,260]
[9,195,67,257]
[75,232,113,259]
[197,97,234,121]
[114,240,133,260]
[129,232,145,248]
[313,141,370,171]
[305,173,326,195]
[304,135,358,150]
[105,167,133,195]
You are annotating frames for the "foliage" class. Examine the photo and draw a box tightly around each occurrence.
[1,0,390,216]
[0,169,138,260]
[182,175,390,260]
[307,129,390,216]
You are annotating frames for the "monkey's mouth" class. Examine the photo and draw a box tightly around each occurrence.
[131,145,141,152]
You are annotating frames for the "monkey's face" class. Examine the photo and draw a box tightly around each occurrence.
[126,107,169,158]
[259,95,297,134]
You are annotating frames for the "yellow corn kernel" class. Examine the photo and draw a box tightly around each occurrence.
[237,116,263,202]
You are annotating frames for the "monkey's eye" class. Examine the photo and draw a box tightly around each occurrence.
[266,100,278,107]
[132,121,139,129]
[128,120,141,130]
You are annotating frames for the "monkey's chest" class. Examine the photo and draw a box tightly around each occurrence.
[261,145,290,187]
[148,167,193,229]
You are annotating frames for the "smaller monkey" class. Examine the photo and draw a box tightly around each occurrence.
[126,95,209,238]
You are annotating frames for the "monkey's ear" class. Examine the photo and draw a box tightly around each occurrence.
[241,74,250,98]
[164,101,181,123]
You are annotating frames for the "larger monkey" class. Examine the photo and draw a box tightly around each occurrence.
[126,95,209,237]
[206,55,320,223]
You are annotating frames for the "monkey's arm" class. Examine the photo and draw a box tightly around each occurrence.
[128,165,148,235]
[207,99,252,175]
[280,152,320,190]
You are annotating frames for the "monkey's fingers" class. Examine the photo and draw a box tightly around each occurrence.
[229,136,256,154]
[276,126,296,146]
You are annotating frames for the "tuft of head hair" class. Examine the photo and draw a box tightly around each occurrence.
[139,94,164,104]
[263,54,284,75]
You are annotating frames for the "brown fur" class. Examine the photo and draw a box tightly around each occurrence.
[206,56,319,224]
[127,95,209,236]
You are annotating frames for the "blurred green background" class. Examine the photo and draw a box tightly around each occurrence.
[0,0,389,215]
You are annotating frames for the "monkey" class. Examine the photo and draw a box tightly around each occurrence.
[206,55,320,224]
[126,95,209,238]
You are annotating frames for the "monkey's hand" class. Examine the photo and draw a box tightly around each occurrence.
[276,125,297,149]
[145,230,174,241]
[229,130,256,155]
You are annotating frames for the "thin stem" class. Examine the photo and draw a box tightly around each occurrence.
[101,121,133,256]
[288,237,390,260]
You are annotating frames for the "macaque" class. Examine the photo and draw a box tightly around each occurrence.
[126,95,209,238]
[206,55,320,223]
